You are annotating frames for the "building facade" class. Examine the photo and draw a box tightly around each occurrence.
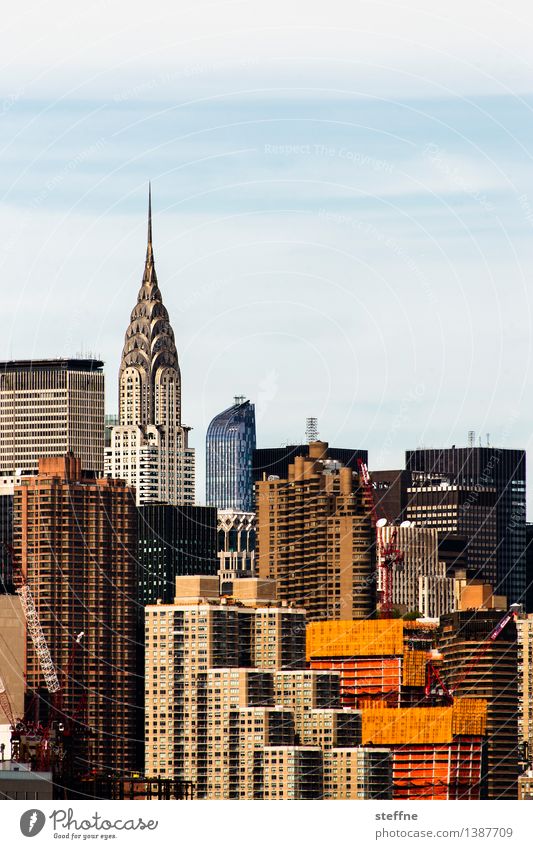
[13,455,138,778]
[105,191,195,505]
[137,504,218,607]
[406,447,526,604]
[256,441,375,622]
[378,523,456,618]
[145,576,393,800]
[206,398,256,512]
[439,609,519,800]
[516,615,533,767]
[0,358,104,477]
[405,475,497,588]
[217,509,256,593]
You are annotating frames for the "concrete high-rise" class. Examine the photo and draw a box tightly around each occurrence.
[105,189,195,505]
[516,615,533,767]
[0,358,104,477]
[206,398,256,512]
[379,523,456,619]
[256,441,375,621]
[14,455,138,778]
[439,609,519,800]
[406,447,526,604]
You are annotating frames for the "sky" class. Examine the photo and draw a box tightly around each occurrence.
[2,0,533,509]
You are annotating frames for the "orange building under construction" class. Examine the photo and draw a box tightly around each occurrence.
[307,620,488,799]
[307,619,436,708]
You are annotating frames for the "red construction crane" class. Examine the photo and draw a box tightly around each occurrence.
[0,674,16,728]
[357,460,404,617]
[1,541,86,771]
[425,603,522,704]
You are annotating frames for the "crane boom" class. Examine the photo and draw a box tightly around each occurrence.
[425,604,521,703]
[2,542,60,695]
[0,674,16,727]
[16,584,60,694]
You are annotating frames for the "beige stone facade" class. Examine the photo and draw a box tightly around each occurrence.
[256,441,375,621]
[145,577,392,799]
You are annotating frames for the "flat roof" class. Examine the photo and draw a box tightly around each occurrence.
[0,358,104,373]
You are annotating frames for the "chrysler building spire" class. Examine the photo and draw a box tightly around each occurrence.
[118,186,181,428]
[106,188,195,506]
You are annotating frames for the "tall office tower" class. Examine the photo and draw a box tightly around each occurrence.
[379,524,456,619]
[526,524,533,614]
[14,455,138,778]
[406,447,526,604]
[256,441,375,622]
[137,504,218,606]
[217,510,256,593]
[439,609,519,799]
[105,191,195,506]
[516,615,533,766]
[0,358,104,477]
[406,474,497,585]
[206,398,256,512]
[0,490,14,592]
[145,576,392,800]
[253,444,367,486]
[370,470,412,522]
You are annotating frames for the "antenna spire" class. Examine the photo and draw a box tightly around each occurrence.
[146,182,153,262]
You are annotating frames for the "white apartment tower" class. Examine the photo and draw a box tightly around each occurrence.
[105,188,195,505]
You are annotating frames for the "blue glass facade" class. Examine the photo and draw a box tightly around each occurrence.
[206,399,256,512]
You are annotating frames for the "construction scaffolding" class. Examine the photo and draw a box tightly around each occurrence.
[361,700,487,745]
[402,649,427,688]
[307,620,404,660]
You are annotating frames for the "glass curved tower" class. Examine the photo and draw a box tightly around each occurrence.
[206,397,256,512]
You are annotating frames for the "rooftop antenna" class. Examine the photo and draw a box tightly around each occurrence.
[486,433,490,447]
[468,430,475,448]
[306,417,319,443]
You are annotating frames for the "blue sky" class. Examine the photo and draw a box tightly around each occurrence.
[2,0,533,508]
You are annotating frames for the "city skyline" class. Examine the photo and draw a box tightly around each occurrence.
[2,2,533,514]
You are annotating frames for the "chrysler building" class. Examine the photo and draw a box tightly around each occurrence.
[105,188,195,504]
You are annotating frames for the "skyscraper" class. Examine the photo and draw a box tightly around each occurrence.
[0,358,104,477]
[256,441,375,621]
[406,447,526,604]
[14,454,138,779]
[137,504,218,606]
[206,397,256,512]
[105,189,195,506]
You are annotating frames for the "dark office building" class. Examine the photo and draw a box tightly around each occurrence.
[439,609,519,800]
[406,447,526,604]
[0,494,13,592]
[406,475,497,586]
[370,469,411,522]
[137,504,218,606]
[526,523,533,614]
[253,445,367,485]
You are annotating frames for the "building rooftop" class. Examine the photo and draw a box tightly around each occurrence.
[0,358,104,373]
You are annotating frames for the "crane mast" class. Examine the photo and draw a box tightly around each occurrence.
[357,459,404,617]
